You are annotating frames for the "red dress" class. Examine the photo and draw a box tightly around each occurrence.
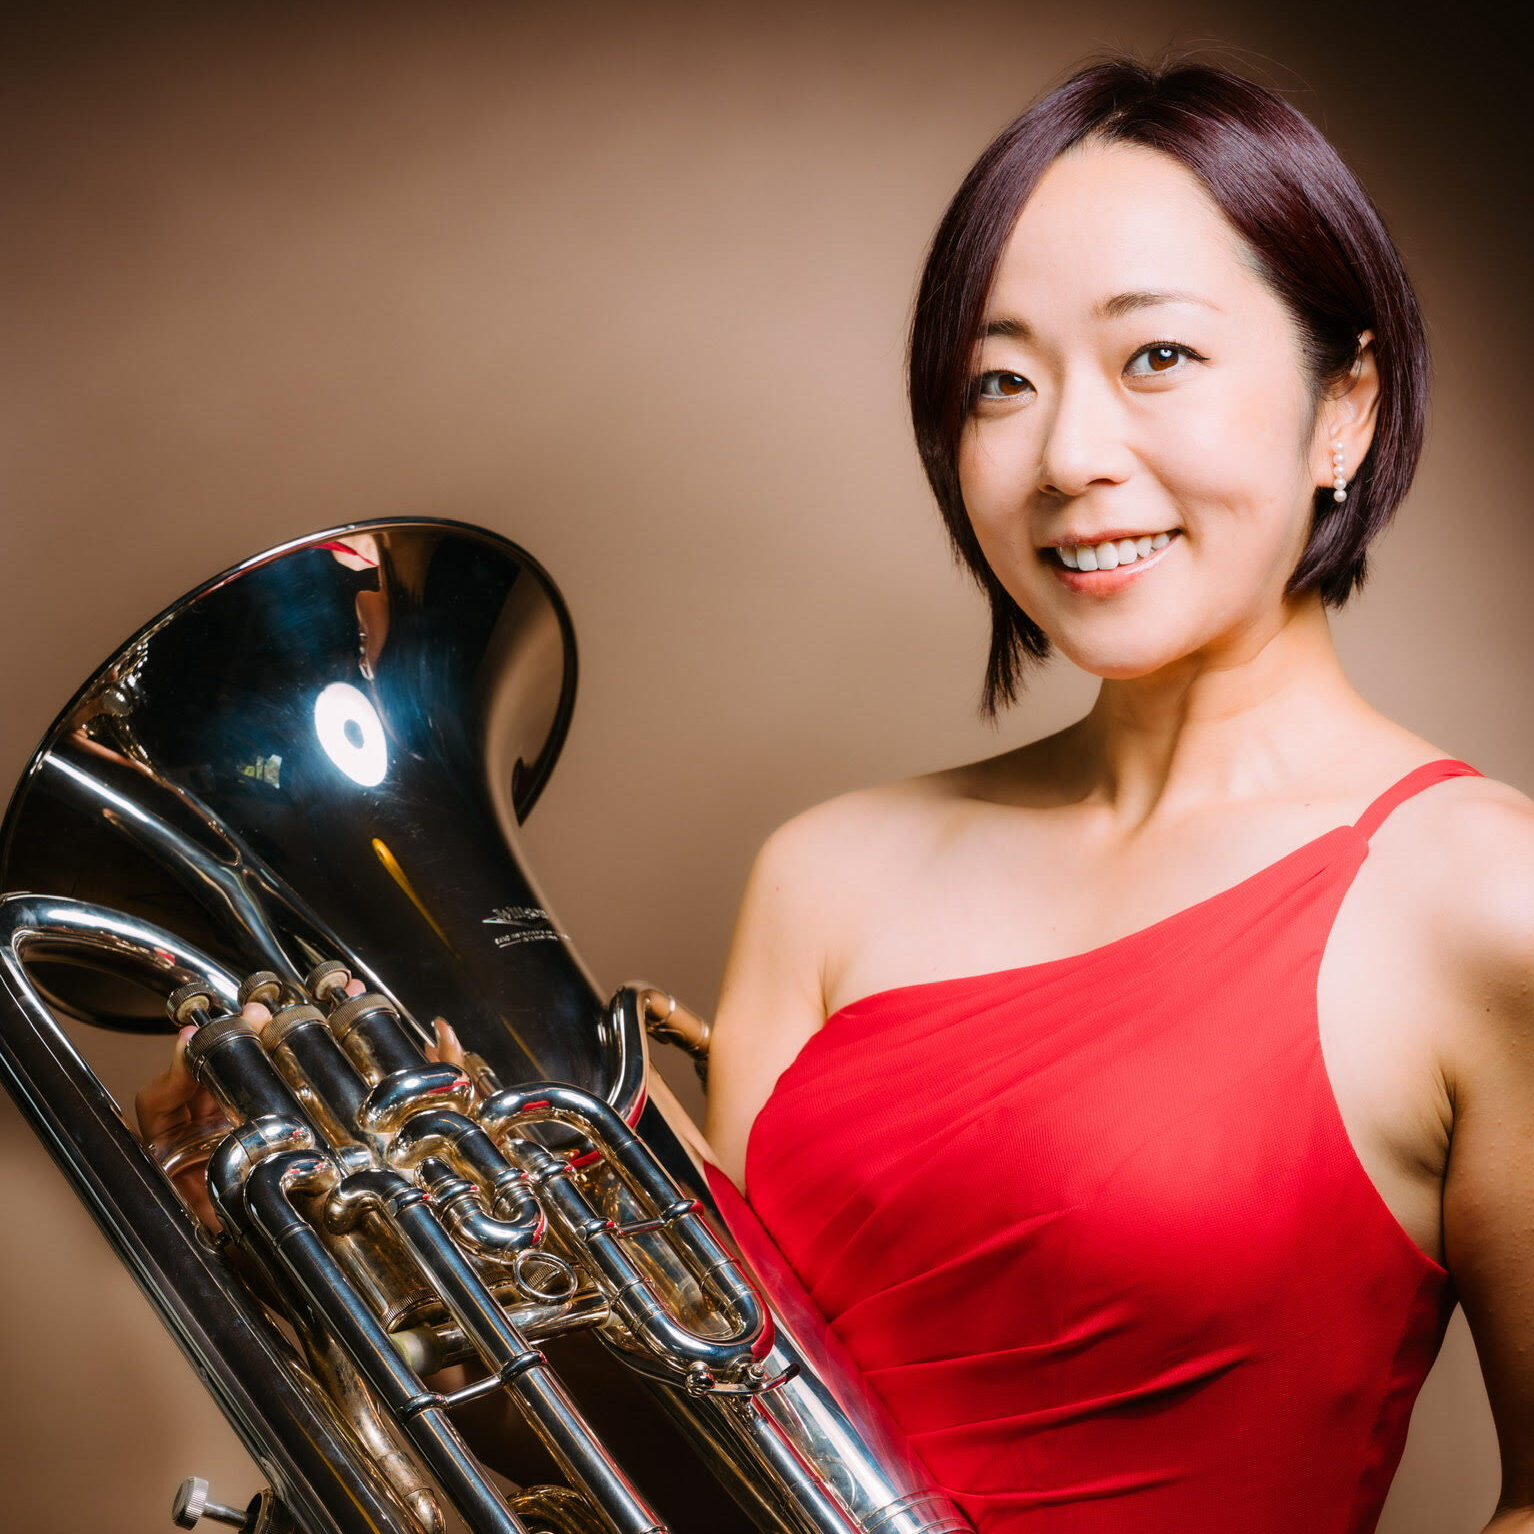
[744,758,1481,1532]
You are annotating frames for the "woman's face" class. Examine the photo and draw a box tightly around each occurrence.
[957,137,1367,680]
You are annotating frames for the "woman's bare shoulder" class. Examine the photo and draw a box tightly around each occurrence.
[746,738,1064,976]
[706,764,1011,1172]
[1408,770,1534,982]
[1356,765,1534,1053]
[768,772,959,860]
[760,741,1051,893]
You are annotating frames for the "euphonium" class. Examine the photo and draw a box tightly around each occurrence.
[0,521,971,1534]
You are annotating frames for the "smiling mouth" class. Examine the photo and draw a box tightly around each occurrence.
[1042,528,1183,591]
[1047,530,1178,570]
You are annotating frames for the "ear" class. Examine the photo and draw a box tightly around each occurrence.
[1314,329,1380,494]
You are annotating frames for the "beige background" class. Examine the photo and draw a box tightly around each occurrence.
[0,3,1528,1530]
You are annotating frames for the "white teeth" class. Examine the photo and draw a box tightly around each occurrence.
[1054,529,1177,571]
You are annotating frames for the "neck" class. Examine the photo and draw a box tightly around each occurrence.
[1058,592,1383,823]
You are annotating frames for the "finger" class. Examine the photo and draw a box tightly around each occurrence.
[134,1026,199,1140]
[344,976,366,998]
[432,1016,466,1067]
[185,1084,223,1123]
[241,1000,272,1033]
[178,1185,221,1234]
[134,1025,196,1115]
[169,1162,222,1233]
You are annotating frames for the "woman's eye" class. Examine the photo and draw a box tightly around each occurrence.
[972,370,1033,402]
[1125,341,1204,378]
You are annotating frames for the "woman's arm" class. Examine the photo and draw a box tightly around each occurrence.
[1440,792,1534,1525]
[704,810,843,1190]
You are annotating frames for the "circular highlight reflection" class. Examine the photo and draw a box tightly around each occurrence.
[313,682,387,787]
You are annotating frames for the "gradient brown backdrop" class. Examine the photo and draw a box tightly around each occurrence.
[1,3,1528,1530]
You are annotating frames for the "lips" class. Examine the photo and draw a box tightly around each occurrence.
[1046,529,1181,592]
[1048,530,1175,571]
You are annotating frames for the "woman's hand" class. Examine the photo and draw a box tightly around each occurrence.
[134,980,467,1231]
[134,1000,269,1230]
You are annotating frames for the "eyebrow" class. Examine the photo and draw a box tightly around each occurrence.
[981,289,1219,341]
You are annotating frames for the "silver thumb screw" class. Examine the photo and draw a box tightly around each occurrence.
[171,1478,251,1530]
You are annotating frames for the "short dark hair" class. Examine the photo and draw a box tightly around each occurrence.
[906,53,1431,718]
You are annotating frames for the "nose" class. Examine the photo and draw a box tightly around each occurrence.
[1036,369,1131,500]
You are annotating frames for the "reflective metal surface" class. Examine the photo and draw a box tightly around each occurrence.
[0,520,970,1534]
[3,523,594,1080]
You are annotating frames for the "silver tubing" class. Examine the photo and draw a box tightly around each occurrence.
[0,892,240,1013]
[479,1083,772,1382]
[357,1063,478,1133]
[326,1169,668,1534]
[390,1108,545,1256]
[241,1152,535,1534]
[0,896,420,1534]
[299,1327,447,1534]
[37,751,308,995]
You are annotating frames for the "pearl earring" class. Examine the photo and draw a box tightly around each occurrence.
[1330,440,1348,504]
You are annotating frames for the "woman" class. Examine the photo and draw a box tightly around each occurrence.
[138,52,1531,1533]
[705,56,1534,1532]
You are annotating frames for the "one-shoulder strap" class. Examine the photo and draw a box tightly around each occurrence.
[1352,756,1483,841]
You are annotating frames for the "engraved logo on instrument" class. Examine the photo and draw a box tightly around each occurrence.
[483,904,568,949]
